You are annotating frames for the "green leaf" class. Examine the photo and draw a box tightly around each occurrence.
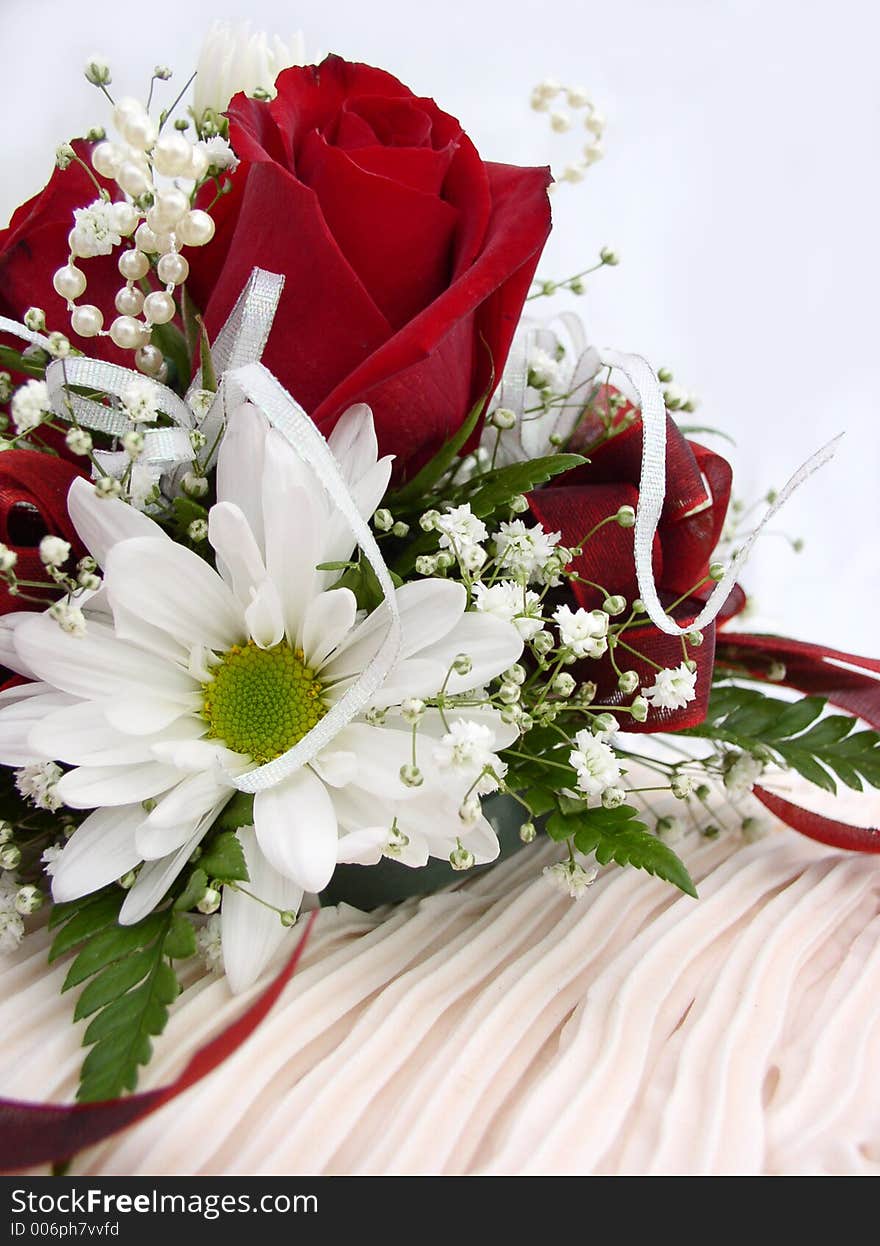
[593,826,697,898]
[164,913,197,960]
[148,320,191,391]
[73,950,155,1021]
[388,391,487,510]
[546,811,575,842]
[0,344,47,378]
[62,914,164,990]
[173,867,208,912]
[215,791,255,832]
[199,830,249,882]
[463,454,586,519]
[49,891,122,961]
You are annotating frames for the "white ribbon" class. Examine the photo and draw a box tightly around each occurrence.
[597,347,842,637]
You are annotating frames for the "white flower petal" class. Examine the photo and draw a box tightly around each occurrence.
[216,401,268,550]
[56,761,180,809]
[14,615,196,703]
[331,722,425,799]
[245,577,285,649]
[208,501,267,606]
[105,536,244,652]
[303,588,358,668]
[221,827,303,994]
[310,748,358,787]
[119,828,204,925]
[415,706,520,751]
[104,696,198,736]
[140,769,231,834]
[0,691,75,767]
[110,600,190,665]
[336,826,387,865]
[0,613,39,680]
[362,658,447,708]
[261,429,323,640]
[67,475,168,568]
[327,403,379,481]
[253,765,338,892]
[417,612,524,694]
[29,700,158,767]
[51,804,145,903]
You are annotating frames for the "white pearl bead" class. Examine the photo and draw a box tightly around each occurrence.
[177,210,215,247]
[115,285,144,316]
[109,201,139,236]
[134,224,159,254]
[67,227,92,259]
[113,97,146,130]
[153,188,190,227]
[145,206,166,235]
[152,134,192,178]
[109,315,147,350]
[135,344,165,376]
[116,162,151,199]
[143,291,176,325]
[188,145,210,181]
[53,264,87,301]
[91,141,121,178]
[71,305,104,338]
[156,252,190,285]
[119,248,150,280]
[121,113,157,152]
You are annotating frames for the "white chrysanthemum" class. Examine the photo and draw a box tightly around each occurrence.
[643,662,697,711]
[194,21,309,117]
[0,403,522,992]
[11,380,51,435]
[493,519,560,583]
[543,859,598,899]
[569,729,620,797]
[70,200,121,259]
[471,581,543,640]
[553,604,608,659]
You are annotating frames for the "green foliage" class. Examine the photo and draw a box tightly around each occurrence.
[214,791,255,832]
[148,321,191,392]
[459,453,586,520]
[684,686,880,795]
[199,830,249,882]
[173,867,208,912]
[547,805,697,899]
[334,553,402,612]
[0,344,46,379]
[50,891,196,1102]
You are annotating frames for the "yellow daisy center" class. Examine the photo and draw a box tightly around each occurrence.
[202,641,326,764]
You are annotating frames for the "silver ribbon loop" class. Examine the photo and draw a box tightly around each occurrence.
[598,347,842,637]
[218,361,402,794]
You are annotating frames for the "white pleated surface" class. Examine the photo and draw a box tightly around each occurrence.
[2,803,879,1176]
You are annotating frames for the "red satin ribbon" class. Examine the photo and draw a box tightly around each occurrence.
[0,911,316,1173]
[754,786,880,854]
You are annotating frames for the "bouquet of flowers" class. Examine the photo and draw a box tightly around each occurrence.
[0,24,877,1128]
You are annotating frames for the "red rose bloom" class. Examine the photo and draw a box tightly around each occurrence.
[529,391,740,728]
[188,56,552,472]
[0,451,85,617]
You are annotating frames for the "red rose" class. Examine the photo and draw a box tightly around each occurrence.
[188,56,552,472]
[529,391,741,728]
[0,450,86,617]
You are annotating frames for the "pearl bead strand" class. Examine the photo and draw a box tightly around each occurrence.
[52,92,221,370]
[529,79,606,188]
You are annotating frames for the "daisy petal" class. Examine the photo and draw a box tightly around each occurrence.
[418,612,524,693]
[119,827,205,925]
[0,613,39,680]
[336,826,387,865]
[216,401,268,550]
[327,403,379,479]
[137,771,232,860]
[261,430,322,640]
[254,765,338,892]
[56,761,179,809]
[67,476,168,568]
[221,827,303,994]
[29,700,158,767]
[303,588,358,668]
[104,696,197,736]
[208,501,267,606]
[0,691,74,767]
[51,804,145,903]
[245,577,285,649]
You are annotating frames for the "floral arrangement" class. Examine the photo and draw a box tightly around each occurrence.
[0,23,878,1115]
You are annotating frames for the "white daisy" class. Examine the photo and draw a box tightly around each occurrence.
[0,402,522,992]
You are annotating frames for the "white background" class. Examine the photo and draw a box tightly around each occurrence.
[1,0,878,650]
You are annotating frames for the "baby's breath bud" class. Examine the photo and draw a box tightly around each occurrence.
[510,493,529,514]
[615,504,636,528]
[47,332,71,358]
[279,909,297,927]
[391,521,410,538]
[540,280,557,296]
[632,598,646,613]
[400,763,423,788]
[519,820,537,844]
[189,429,207,451]
[548,432,564,447]
[0,821,13,843]
[709,561,725,581]
[400,697,426,725]
[767,661,787,682]
[504,664,526,685]
[657,367,673,384]
[182,472,209,498]
[630,696,649,722]
[15,884,44,914]
[86,126,107,142]
[0,373,11,403]
[419,509,440,532]
[24,307,46,333]
[671,774,694,799]
[174,118,190,132]
[458,795,481,826]
[197,887,221,915]
[118,869,138,889]
[0,843,22,870]
[491,406,517,430]
[55,143,75,171]
[449,841,475,871]
[434,551,455,571]
[569,277,586,295]
[84,56,112,86]
[66,427,93,456]
[600,246,619,265]
[95,475,123,500]
[517,711,534,732]
[531,630,554,656]
[695,783,712,801]
[122,429,144,459]
[686,629,704,647]
[552,672,576,697]
[602,594,626,615]
[0,544,18,573]
[188,519,208,543]
[78,568,101,592]
[499,682,521,704]
[415,555,438,575]
[373,508,393,532]
[683,658,698,674]
[601,786,626,809]
[365,706,386,727]
[39,535,71,568]
[617,670,639,695]
[452,653,473,676]
[576,680,597,705]
[154,64,173,80]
